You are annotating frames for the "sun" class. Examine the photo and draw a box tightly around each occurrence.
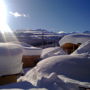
[0,0,7,22]
[0,0,18,42]
[0,0,11,33]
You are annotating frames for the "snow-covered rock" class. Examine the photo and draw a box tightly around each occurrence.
[0,43,23,76]
[59,34,90,46]
[41,47,67,59]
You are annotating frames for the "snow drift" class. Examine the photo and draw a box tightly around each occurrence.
[19,54,90,89]
[41,47,67,59]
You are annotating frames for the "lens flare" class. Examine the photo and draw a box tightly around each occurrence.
[0,0,18,42]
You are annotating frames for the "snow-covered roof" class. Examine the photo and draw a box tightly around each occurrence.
[0,42,23,56]
[0,43,23,76]
[23,46,42,56]
[59,34,90,46]
[12,41,42,56]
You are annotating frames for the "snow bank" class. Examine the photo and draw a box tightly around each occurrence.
[71,40,90,55]
[41,47,67,59]
[35,55,90,82]
[19,53,90,89]
[59,34,90,46]
[0,43,23,76]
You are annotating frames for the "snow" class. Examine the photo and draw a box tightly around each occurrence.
[23,47,42,56]
[0,35,90,89]
[71,40,90,55]
[59,34,90,46]
[37,73,79,90]
[0,81,47,90]
[41,47,67,59]
[12,41,42,56]
[0,42,23,55]
[18,53,90,89]
[12,41,33,47]
[0,43,23,76]
[25,54,90,82]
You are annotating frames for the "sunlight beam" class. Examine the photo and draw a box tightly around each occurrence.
[0,0,7,25]
[0,0,19,42]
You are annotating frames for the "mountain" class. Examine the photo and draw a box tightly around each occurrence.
[83,31,90,34]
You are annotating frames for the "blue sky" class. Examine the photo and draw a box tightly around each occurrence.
[5,0,90,32]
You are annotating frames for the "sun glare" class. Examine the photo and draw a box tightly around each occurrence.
[0,0,7,25]
[0,0,10,33]
[0,0,18,42]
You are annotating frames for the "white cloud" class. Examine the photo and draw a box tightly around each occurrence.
[9,12,28,18]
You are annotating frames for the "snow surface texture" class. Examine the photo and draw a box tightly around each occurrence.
[41,47,67,59]
[0,43,23,76]
[19,54,90,89]
[0,81,47,90]
[71,40,90,56]
[59,34,90,46]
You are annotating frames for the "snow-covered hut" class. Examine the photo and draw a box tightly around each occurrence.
[22,46,42,67]
[0,43,23,85]
[12,42,42,68]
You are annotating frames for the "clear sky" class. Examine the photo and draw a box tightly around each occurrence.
[4,0,90,32]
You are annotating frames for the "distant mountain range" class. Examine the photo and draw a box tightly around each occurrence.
[83,31,90,34]
[15,29,90,35]
[15,29,59,35]
[0,29,89,47]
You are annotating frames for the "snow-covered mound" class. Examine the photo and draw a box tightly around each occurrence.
[71,40,90,55]
[59,34,90,46]
[20,54,90,83]
[41,47,67,59]
[0,43,23,76]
